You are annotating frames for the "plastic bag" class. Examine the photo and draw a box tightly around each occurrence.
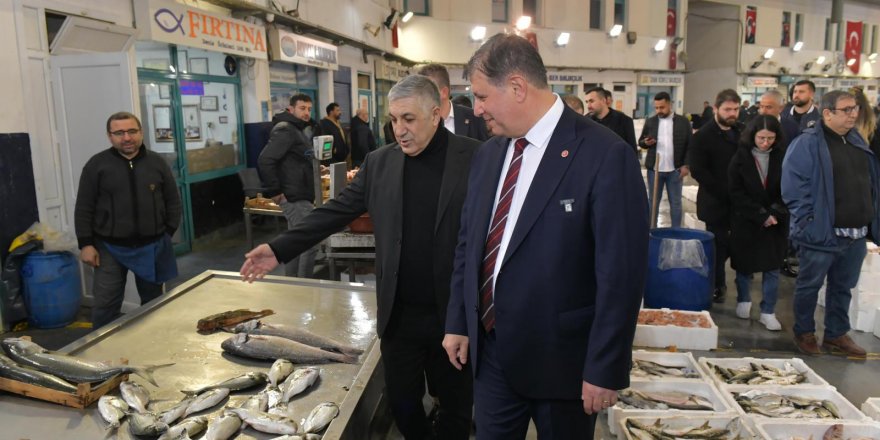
[9,222,78,254]
[657,238,709,277]
[1,239,42,326]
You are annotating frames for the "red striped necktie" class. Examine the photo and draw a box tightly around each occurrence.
[479,137,528,332]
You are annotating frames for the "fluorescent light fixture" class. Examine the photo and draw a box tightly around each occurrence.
[470,26,487,42]
[169,65,176,73]
[516,16,531,30]
[792,41,803,51]
[847,58,857,66]
[609,24,623,37]
[816,55,826,65]
[870,52,878,60]
[653,39,667,52]
[763,48,774,59]
[401,11,414,23]
[556,32,570,47]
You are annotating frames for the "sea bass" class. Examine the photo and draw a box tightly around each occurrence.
[221,334,357,364]
[302,402,339,433]
[281,367,320,402]
[183,371,267,395]
[268,359,295,387]
[97,395,129,429]
[1,338,172,386]
[120,380,151,413]
[204,412,242,440]
[0,352,77,393]
[232,320,364,356]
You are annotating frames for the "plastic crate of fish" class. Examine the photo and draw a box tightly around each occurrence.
[633,309,719,351]
[698,357,830,387]
[607,380,734,435]
[754,419,880,440]
[619,415,757,440]
[863,397,880,422]
[721,385,868,423]
[631,350,705,382]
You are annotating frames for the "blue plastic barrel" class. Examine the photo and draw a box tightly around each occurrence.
[644,228,715,311]
[21,251,81,329]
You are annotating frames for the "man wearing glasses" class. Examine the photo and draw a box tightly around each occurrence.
[75,112,181,328]
[782,90,879,358]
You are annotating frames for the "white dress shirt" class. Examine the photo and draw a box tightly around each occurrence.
[444,102,456,134]
[488,95,565,291]
[656,115,675,172]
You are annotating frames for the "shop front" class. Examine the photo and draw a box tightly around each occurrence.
[375,59,409,144]
[636,73,684,119]
[739,76,779,109]
[268,28,339,121]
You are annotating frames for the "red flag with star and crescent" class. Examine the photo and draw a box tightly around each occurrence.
[667,8,676,36]
[846,21,862,74]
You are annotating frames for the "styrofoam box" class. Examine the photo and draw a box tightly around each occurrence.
[855,272,880,293]
[721,384,867,422]
[619,415,757,440]
[682,185,699,204]
[862,243,880,272]
[755,420,880,440]
[634,309,719,351]
[684,212,706,230]
[697,357,830,387]
[607,381,734,435]
[631,350,705,382]
[863,397,880,422]
[874,307,880,338]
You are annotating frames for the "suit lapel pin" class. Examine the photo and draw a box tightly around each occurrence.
[465,119,470,125]
[561,150,569,158]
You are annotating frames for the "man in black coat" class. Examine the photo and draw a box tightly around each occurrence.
[350,108,377,167]
[417,63,490,141]
[318,102,349,164]
[241,75,478,439]
[586,87,636,151]
[690,89,744,304]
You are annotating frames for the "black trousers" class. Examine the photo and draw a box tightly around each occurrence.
[380,304,473,440]
[705,222,731,290]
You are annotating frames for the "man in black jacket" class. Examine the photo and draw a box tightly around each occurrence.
[586,87,636,151]
[417,63,490,141]
[350,108,377,167]
[258,93,319,278]
[318,102,349,164]
[242,75,479,439]
[75,112,181,328]
[690,89,743,304]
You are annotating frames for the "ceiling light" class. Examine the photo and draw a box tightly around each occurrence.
[870,52,878,60]
[822,63,833,72]
[763,48,774,59]
[750,60,763,69]
[816,55,826,65]
[792,41,803,51]
[169,65,176,73]
[609,24,622,37]
[401,11,413,23]
[653,39,667,52]
[470,26,486,42]
[803,62,813,71]
[847,58,857,66]
[556,32,570,47]
[516,16,531,31]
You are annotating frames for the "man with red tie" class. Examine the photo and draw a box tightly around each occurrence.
[442,34,649,439]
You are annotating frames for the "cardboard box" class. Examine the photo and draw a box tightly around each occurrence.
[608,381,734,435]
[620,415,756,440]
[631,350,705,382]
[698,357,830,387]
[755,420,880,440]
[634,309,718,351]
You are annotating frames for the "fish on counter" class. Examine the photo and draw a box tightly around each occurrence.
[157,416,208,440]
[240,388,270,413]
[232,320,364,356]
[97,395,129,429]
[631,359,701,379]
[120,380,151,413]
[1,338,172,386]
[281,367,320,402]
[204,412,242,440]
[183,371,268,395]
[0,352,78,393]
[159,396,195,425]
[129,412,169,437]
[302,401,339,433]
[618,389,715,411]
[734,390,840,419]
[709,361,807,385]
[272,434,323,440]
[183,388,230,418]
[197,309,275,333]
[221,334,358,364]
[625,418,741,440]
[788,423,877,440]
[224,407,301,435]
[268,359,295,387]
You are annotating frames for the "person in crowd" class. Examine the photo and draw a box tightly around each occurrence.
[850,87,880,157]
[562,94,585,115]
[782,90,879,358]
[781,80,821,141]
[638,92,692,228]
[452,94,473,108]
[586,87,636,151]
[318,102,350,164]
[757,90,798,150]
[242,75,479,439]
[443,33,648,439]
[690,89,743,304]
[258,93,320,278]
[383,118,396,145]
[350,108,377,167]
[727,115,788,331]
[696,100,714,129]
[417,63,490,141]
[75,112,181,328]
[738,100,757,124]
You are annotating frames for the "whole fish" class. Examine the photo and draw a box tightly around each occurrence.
[618,389,715,411]
[626,418,738,439]
[268,402,296,419]
[204,412,242,440]
[302,402,339,433]
[281,367,320,402]
[272,435,322,440]
[98,395,129,429]
[709,361,807,385]
[268,359,295,387]
[224,407,301,435]
[129,412,169,436]
[0,352,78,393]
[233,320,364,356]
[197,309,275,332]
[183,371,267,395]
[266,386,283,409]
[221,334,357,364]
[183,388,230,417]
[120,380,151,413]
[735,390,841,419]
[240,389,270,412]
[1,338,172,386]
[631,359,701,379]
[157,416,208,440]
[159,397,194,425]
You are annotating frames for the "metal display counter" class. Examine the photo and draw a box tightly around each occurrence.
[0,271,383,439]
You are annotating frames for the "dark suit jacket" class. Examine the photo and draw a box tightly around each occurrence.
[638,113,692,170]
[270,129,480,337]
[453,104,490,141]
[689,117,741,225]
[445,107,649,399]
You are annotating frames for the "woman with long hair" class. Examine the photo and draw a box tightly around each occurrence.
[850,87,880,157]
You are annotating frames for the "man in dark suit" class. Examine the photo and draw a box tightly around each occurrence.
[417,63,490,141]
[241,75,478,439]
[638,92,692,228]
[318,102,350,164]
[442,34,648,439]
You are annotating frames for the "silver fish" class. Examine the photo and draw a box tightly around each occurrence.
[183,371,267,395]
[272,435,323,440]
[0,352,78,393]
[224,407,301,435]
[129,412,169,436]
[183,388,230,417]
[281,367,320,402]
[734,390,841,419]
[266,385,283,409]
[240,388,270,412]
[157,416,208,440]
[204,412,242,440]
[268,402,296,418]
[233,320,364,356]
[159,397,194,425]
[618,389,715,411]
[120,380,151,413]
[221,334,357,364]
[1,338,172,386]
[268,359,295,387]
[631,359,701,379]
[302,402,339,433]
[98,395,129,429]
[626,418,738,440]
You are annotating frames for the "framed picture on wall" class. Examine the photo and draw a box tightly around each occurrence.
[189,58,209,75]
[182,105,201,140]
[153,105,173,142]
[200,95,219,111]
[159,84,170,99]
[219,116,229,124]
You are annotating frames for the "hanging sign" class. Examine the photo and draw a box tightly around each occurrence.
[638,73,683,86]
[268,28,338,70]
[375,59,408,81]
[547,72,584,84]
[746,76,778,88]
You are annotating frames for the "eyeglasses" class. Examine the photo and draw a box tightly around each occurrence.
[755,136,776,144]
[830,106,860,115]
[110,129,141,137]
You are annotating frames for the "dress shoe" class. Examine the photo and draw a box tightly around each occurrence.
[794,333,822,355]
[759,313,782,331]
[712,287,726,304]
[735,302,751,319]
[823,334,867,358]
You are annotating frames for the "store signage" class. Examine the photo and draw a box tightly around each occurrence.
[547,72,583,84]
[136,0,267,60]
[179,80,204,95]
[375,59,408,81]
[812,78,834,88]
[268,28,338,70]
[836,78,867,88]
[779,75,796,84]
[638,73,683,86]
[746,76,778,87]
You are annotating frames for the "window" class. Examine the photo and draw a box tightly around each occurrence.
[613,0,626,29]
[825,18,833,51]
[590,0,603,30]
[404,0,428,16]
[492,0,507,23]
[795,13,803,42]
[781,12,791,47]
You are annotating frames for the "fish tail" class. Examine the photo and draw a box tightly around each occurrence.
[341,354,359,364]
[133,363,175,387]
[342,347,364,356]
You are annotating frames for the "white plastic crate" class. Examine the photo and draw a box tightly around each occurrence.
[634,309,718,351]
[722,384,867,422]
[697,357,830,387]
[619,415,756,440]
[863,398,880,422]
[631,350,704,382]
[755,419,880,440]
[608,381,733,435]
[683,212,706,230]
[874,308,880,338]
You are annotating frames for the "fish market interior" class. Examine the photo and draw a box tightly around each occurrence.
[3,0,880,439]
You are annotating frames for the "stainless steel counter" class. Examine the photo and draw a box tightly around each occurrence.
[0,271,382,439]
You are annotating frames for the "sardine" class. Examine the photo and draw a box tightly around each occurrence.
[302,402,339,433]
[233,320,364,356]
[157,416,208,440]
[268,359,295,387]
[98,395,129,429]
[183,388,230,417]
[281,367,320,402]
[240,388,270,412]
[221,334,357,364]
[1,338,172,386]
[0,352,78,393]
[159,397,194,425]
[204,413,242,440]
[183,371,267,395]
[129,412,169,436]
[120,380,151,413]
[197,309,275,332]
[224,407,301,435]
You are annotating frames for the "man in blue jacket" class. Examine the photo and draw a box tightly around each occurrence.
[781,90,880,358]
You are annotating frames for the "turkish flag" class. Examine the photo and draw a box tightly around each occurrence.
[846,21,862,74]
[392,22,398,48]
[667,8,676,37]
[745,6,756,44]
[669,42,677,69]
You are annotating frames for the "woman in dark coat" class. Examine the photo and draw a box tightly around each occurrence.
[728,115,788,331]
